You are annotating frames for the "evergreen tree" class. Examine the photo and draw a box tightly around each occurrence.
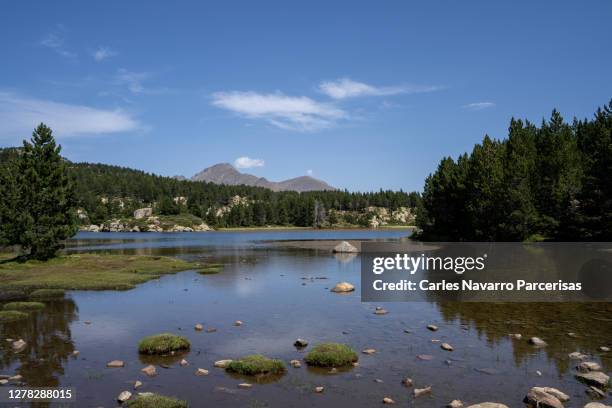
[1,124,78,259]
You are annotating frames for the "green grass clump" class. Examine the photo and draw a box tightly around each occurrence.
[0,310,29,323]
[197,265,223,275]
[304,343,358,367]
[0,254,199,292]
[3,301,45,311]
[29,289,66,299]
[138,333,190,355]
[226,355,286,375]
[125,394,188,408]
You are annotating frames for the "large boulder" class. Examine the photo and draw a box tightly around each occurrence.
[523,387,567,408]
[134,208,153,219]
[575,371,610,388]
[333,241,358,253]
[330,282,355,293]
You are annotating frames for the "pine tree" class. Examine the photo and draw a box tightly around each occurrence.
[7,124,78,259]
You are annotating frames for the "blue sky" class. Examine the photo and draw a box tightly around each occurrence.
[1,1,611,192]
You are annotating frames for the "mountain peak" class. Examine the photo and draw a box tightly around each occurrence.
[191,163,336,192]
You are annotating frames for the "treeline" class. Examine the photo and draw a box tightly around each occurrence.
[417,101,612,241]
[70,163,421,227]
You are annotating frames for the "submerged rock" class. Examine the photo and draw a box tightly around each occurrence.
[238,383,252,389]
[402,377,413,387]
[333,241,358,253]
[374,307,388,315]
[509,333,522,340]
[383,397,395,404]
[466,404,509,408]
[417,354,433,361]
[133,380,142,389]
[569,351,588,360]
[106,360,125,368]
[195,368,209,376]
[448,400,464,408]
[577,361,602,372]
[427,324,438,331]
[362,348,376,355]
[330,282,355,293]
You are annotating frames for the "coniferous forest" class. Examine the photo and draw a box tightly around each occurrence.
[416,101,612,241]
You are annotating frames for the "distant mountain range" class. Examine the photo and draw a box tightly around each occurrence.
[185,163,336,192]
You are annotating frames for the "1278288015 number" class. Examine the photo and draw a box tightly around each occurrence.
[1,388,76,402]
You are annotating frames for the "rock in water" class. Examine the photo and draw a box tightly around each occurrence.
[448,400,464,408]
[402,377,413,387]
[383,397,395,404]
[441,343,454,351]
[509,333,522,340]
[330,282,355,293]
[569,351,588,360]
[413,386,432,398]
[362,348,376,355]
[575,371,610,388]
[195,368,209,376]
[214,360,233,368]
[577,361,602,372]
[133,381,142,389]
[523,387,567,408]
[140,365,157,377]
[106,360,125,368]
[315,386,324,393]
[234,320,243,326]
[290,360,301,368]
[528,337,547,347]
[180,359,189,367]
[333,241,359,253]
[466,404,510,408]
[584,404,612,408]
[194,323,204,331]
[374,307,388,315]
[427,324,438,331]
[586,386,606,398]
[238,383,252,389]
[294,338,308,347]
[117,391,132,403]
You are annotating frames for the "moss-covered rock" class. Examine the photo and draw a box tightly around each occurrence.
[125,393,188,408]
[138,333,190,355]
[226,355,286,375]
[0,310,29,323]
[304,343,358,367]
[29,289,66,299]
[3,301,45,311]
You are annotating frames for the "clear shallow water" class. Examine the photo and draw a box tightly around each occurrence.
[1,230,611,407]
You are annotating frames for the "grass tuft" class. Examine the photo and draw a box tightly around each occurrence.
[304,343,358,367]
[226,355,286,376]
[125,394,188,408]
[138,333,190,355]
[0,310,29,323]
[29,289,66,299]
[3,301,45,311]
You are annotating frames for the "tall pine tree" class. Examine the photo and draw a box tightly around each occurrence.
[1,124,78,259]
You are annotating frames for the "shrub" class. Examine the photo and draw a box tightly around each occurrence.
[125,394,188,408]
[0,310,29,323]
[138,333,190,355]
[226,355,286,375]
[29,289,66,299]
[304,343,358,367]
[3,302,45,311]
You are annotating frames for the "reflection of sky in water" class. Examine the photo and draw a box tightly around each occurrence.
[1,230,611,408]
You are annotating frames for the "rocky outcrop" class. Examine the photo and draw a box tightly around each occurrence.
[134,208,153,219]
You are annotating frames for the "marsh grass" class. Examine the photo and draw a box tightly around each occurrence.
[29,289,66,299]
[138,333,191,355]
[3,301,45,311]
[125,394,188,408]
[304,343,358,367]
[197,264,224,274]
[0,310,29,323]
[0,254,199,292]
[226,355,286,376]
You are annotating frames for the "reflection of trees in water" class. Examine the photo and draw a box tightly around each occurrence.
[436,302,612,374]
[0,299,78,387]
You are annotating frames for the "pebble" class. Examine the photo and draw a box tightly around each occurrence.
[234,320,243,326]
[528,337,547,347]
[427,324,438,331]
[133,381,142,389]
[383,397,395,404]
[509,333,522,340]
[402,377,413,387]
[195,368,209,376]
[600,346,610,352]
[374,307,388,315]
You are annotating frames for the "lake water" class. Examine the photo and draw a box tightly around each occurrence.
[1,230,611,407]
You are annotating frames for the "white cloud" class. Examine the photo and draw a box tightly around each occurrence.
[0,91,141,140]
[306,169,313,176]
[92,47,117,61]
[211,91,345,131]
[40,26,76,59]
[319,78,439,100]
[234,156,265,169]
[463,102,495,110]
